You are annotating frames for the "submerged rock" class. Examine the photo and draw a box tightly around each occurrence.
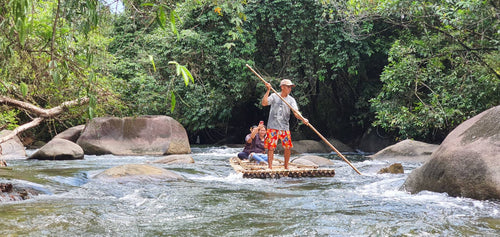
[0,183,44,202]
[94,164,183,181]
[378,163,404,174]
[402,106,500,200]
[152,154,194,164]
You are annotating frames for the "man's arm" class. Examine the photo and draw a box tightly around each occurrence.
[293,111,309,126]
[261,82,272,106]
[291,99,309,125]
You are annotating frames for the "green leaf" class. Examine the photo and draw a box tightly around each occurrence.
[89,94,97,108]
[180,65,195,84]
[149,55,156,72]
[20,82,28,97]
[87,106,94,120]
[169,61,194,86]
[168,61,180,75]
[170,11,179,39]
[157,6,166,29]
[223,42,236,49]
[181,69,189,86]
[51,70,59,84]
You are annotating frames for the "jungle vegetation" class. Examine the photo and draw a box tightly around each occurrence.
[1,0,499,147]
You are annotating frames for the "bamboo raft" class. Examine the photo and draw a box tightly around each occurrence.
[229,157,335,179]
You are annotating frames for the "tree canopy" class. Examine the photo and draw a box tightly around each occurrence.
[1,0,498,146]
[0,0,110,139]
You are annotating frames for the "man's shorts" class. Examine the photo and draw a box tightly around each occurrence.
[264,129,293,150]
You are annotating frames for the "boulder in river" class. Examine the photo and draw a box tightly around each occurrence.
[401,105,500,200]
[54,125,85,142]
[0,130,26,159]
[368,139,438,163]
[29,138,84,160]
[94,164,183,181]
[77,116,191,156]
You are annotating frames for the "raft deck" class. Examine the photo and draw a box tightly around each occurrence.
[229,157,335,179]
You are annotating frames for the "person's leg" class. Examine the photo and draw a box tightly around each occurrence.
[264,129,278,169]
[280,130,293,170]
[267,149,274,169]
[253,153,268,164]
[284,148,291,169]
[237,151,249,159]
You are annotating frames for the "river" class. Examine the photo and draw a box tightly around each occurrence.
[0,146,499,236]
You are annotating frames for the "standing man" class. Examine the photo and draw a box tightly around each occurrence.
[262,79,308,169]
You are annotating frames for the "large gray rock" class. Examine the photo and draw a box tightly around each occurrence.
[77,116,190,156]
[29,138,84,160]
[402,106,500,200]
[0,130,26,159]
[54,125,85,142]
[368,139,439,162]
[94,164,183,180]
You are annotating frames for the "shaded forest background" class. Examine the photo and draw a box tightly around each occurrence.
[1,0,499,149]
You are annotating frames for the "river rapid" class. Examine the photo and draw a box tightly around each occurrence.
[0,147,499,236]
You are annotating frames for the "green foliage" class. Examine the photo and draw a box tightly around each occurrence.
[109,0,254,138]
[169,61,194,86]
[243,0,391,139]
[368,0,500,141]
[108,0,392,142]
[0,0,124,136]
[0,109,19,130]
[2,0,495,145]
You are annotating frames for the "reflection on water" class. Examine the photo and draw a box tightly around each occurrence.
[0,146,499,236]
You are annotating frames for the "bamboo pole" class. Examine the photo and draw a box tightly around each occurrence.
[246,64,362,175]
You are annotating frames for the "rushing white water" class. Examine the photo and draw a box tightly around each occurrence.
[0,147,499,236]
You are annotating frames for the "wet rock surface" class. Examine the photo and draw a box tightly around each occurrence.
[77,116,191,156]
[402,106,500,200]
[0,183,44,202]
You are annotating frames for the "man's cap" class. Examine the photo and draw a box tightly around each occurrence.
[280,79,295,87]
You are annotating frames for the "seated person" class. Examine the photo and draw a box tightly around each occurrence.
[237,122,267,164]
[249,152,268,164]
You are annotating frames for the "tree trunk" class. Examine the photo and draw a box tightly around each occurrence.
[0,96,89,144]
